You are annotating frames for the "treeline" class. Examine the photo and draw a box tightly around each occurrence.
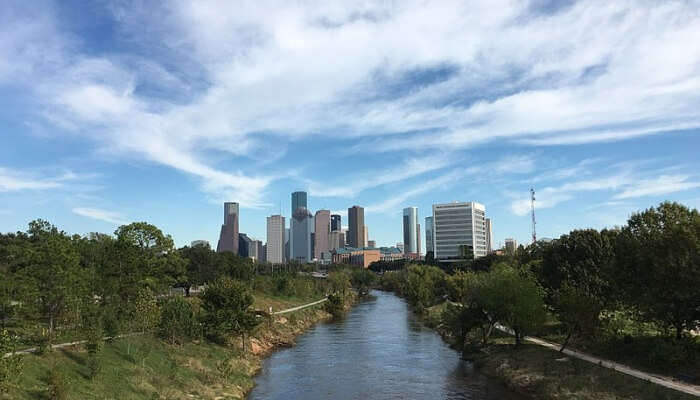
[0,219,331,391]
[380,202,700,371]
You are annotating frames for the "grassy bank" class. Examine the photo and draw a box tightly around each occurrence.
[423,302,696,400]
[3,292,336,400]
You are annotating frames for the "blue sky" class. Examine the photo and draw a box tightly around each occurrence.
[1,0,700,250]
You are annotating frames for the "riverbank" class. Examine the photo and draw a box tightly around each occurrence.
[423,302,697,400]
[3,293,344,400]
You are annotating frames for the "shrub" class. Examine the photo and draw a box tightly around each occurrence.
[158,297,199,345]
[325,293,345,317]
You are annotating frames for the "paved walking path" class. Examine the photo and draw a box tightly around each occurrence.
[494,324,700,397]
[271,297,328,315]
[2,332,143,358]
[3,297,330,358]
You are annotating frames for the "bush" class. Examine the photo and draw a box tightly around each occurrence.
[201,277,259,349]
[158,297,199,344]
[0,330,24,393]
[325,293,345,317]
[158,297,199,345]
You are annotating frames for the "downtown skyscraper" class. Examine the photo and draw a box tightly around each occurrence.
[347,205,364,248]
[217,202,239,254]
[314,210,330,260]
[266,215,285,264]
[403,206,420,256]
[290,191,313,262]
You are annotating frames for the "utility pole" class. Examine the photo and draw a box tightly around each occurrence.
[530,188,537,244]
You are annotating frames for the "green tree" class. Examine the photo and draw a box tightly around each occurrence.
[20,220,84,338]
[616,202,700,338]
[328,270,351,298]
[478,265,546,345]
[158,297,199,345]
[552,283,602,352]
[201,277,259,350]
[350,269,376,296]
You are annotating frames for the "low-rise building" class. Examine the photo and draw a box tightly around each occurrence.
[331,247,380,269]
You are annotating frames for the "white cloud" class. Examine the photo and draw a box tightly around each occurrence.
[72,207,128,225]
[614,175,700,199]
[366,169,464,213]
[308,153,455,198]
[0,167,85,192]
[2,0,700,208]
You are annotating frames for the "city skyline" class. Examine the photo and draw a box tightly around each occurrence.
[1,1,700,249]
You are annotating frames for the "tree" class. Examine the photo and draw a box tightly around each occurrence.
[477,265,546,345]
[350,269,376,296]
[201,277,259,351]
[540,229,617,304]
[179,245,219,295]
[616,202,700,338]
[552,283,602,352]
[126,288,160,357]
[158,297,199,345]
[20,220,84,338]
[327,270,351,298]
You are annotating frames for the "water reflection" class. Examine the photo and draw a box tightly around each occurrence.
[248,290,523,400]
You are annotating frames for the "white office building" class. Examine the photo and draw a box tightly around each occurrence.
[432,202,487,260]
[266,215,285,264]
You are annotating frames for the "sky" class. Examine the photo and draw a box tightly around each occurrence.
[1,0,700,251]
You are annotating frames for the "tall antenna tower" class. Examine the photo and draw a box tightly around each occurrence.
[530,188,537,244]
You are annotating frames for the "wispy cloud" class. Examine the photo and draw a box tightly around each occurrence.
[614,175,700,200]
[366,169,464,213]
[0,167,84,192]
[2,0,699,209]
[72,207,128,225]
[308,154,455,198]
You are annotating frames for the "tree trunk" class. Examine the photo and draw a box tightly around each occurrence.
[676,324,683,340]
[560,328,574,352]
[241,333,246,353]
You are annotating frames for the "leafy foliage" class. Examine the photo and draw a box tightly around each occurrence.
[201,277,259,347]
[158,297,200,345]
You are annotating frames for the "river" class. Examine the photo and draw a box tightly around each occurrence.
[248,290,523,400]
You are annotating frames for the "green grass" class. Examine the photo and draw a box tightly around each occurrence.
[6,335,253,400]
[3,293,333,400]
[475,338,697,400]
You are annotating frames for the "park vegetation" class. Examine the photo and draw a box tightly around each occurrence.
[378,201,700,379]
[0,219,363,398]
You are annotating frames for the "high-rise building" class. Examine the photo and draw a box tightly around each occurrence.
[417,223,421,257]
[284,228,290,262]
[433,201,487,260]
[363,226,369,247]
[292,191,307,214]
[217,202,239,254]
[329,230,346,250]
[314,210,330,260]
[291,207,314,262]
[485,218,493,253]
[290,191,314,262]
[396,242,404,253]
[331,214,341,232]
[367,240,376,248]
[266,215,285,264]
[425,216,434,255]
[347,206,364,248]
[505,238,517,255]
[402,207,419,255]
[238,233,253,257]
